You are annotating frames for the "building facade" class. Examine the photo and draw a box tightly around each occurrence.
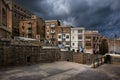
[19,15,45,40]
[12,2,33,37]
[0,0,12,38]
[58,26,72,51]
[108,38,120,54]
[71,28,85,52]
[84,31,99,54]
[45,20,60,46]
[36,17,45,41]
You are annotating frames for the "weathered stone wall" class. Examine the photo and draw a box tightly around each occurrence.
[111,56,120,64]
[0,39,103,67]
[60,52,98,64]
[0,40,61,66]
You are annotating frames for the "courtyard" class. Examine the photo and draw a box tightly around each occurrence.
[0,61,120,80]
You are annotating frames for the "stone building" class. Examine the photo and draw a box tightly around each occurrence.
[19,15,45,40]
[99,36,109,55]
[12,2,33,37]
[58,26,72,51]
[45,20,61,46]
[71,28,85,52]
[0,0,12,38]
[84,31,99,54]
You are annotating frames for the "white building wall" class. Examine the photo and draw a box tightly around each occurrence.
[71,28,85,52]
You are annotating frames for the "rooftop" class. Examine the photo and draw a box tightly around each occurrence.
[45,20,59,22]
[58,25,73,28]
[71,27,85,30]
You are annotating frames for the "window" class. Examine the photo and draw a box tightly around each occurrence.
[58,42,62,44]
[85,43,91,47]
[27,28,32,33]
[93,36,97,41]
[22,26,24,32]
[51,24,55,27]
[72,49,75,52]
[28,22,32,27]
[47,36,49,38]
[86,36,91,39]
[63,38,66,41]
[28,34,32,38]
[93,44,96,48]
[58,35,61,39]
[78,30,83,33]
[58,29,61,33]
[72,43,75,46]
[78,41,82,46]
[14,5,16,7]
[66,42,70,45]
[78,35,82,40]
[47,30,49,33]
[66,35,69,39]
[14,14,16,17]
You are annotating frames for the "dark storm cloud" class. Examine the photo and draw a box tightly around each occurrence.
[14,0,120,38]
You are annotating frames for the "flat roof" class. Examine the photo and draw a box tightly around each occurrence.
[58,25,72,28]
[45,20,58,22]
[71,27,85,29]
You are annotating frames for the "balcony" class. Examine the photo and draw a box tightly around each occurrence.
[27,30,32,33]
[0,26,11,33]
[51,24,55,28]
[51,31,55,34]
[85,39,91,41]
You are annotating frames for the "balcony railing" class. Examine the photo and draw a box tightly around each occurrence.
[27,30,32,33]
[51,31,55,33]
[0,26,11,32]
[51,24,55,28]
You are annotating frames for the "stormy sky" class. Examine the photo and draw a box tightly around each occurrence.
[14,0,120,38]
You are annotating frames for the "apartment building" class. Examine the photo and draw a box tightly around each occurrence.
[45,20,61,46]
[0,0,12,38]
[58,26,72,51]
[12,2,33,37]
[19,15,45,40]
[84,31,99,54]
[71,28,85,52]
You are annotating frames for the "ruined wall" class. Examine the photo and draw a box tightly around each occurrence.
[0,39,104,67]
[0,40,61,66]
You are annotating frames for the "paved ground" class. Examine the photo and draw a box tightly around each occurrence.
[0,61,120,80]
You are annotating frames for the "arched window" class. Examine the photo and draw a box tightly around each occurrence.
[2,8,7,26]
